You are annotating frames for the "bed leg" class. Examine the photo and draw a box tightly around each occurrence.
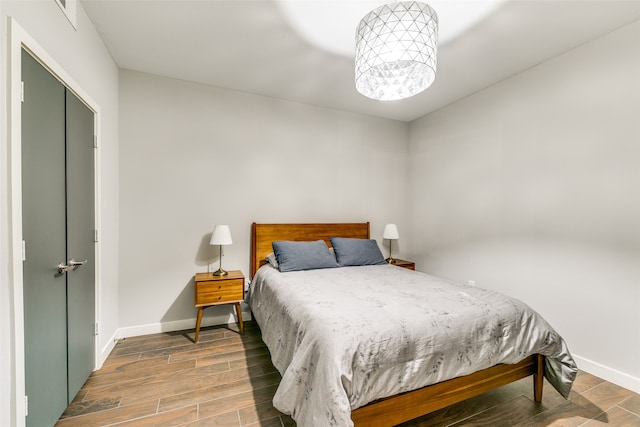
[534,354,544,403]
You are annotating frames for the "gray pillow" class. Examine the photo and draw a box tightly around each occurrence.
[272,240,339,272]
[330,237,387,267]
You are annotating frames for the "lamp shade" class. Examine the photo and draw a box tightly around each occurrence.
[210,225,232,246]
[355,1,438,101]
[383,224,399,240]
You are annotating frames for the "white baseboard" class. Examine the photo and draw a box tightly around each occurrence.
[94,317,223,371]
[574,354,640,394]
[95,307,252,366]
[97,330,118,370]
[115,309,252,340]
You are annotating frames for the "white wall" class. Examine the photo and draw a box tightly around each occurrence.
[0,1,119,425]
[118,70,409,332]
[409,20,640,392]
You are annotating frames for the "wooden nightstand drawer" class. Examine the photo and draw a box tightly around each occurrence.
[195,279,243,305]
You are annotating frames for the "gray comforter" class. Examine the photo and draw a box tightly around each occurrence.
[247,264,577,426]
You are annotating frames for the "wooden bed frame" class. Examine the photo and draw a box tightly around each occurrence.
[250,222,544,426]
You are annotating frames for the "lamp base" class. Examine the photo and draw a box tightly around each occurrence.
[212,268,228,276]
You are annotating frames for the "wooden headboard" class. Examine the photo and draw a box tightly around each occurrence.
[250,222,370,277]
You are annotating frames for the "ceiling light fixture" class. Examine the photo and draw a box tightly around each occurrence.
[355,1,438,101]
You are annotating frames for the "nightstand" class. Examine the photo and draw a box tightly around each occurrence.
[194,270,244,343]
[388,259,415,270]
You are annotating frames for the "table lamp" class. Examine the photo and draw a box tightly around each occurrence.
[383,223,399,263]
[210,225,232,276]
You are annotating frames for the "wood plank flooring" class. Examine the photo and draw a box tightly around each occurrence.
[56,322,640,426]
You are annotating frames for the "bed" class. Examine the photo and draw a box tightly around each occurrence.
[247,222,577,426]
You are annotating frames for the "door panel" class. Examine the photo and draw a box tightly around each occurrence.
[22,49,96,425]
[21,50,69,427]
[65,90,96,399]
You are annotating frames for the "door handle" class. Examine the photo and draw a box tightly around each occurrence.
[57,262,73,274]
[57,259,88,274]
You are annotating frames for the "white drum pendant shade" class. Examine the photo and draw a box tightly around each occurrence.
[355,1,438,101]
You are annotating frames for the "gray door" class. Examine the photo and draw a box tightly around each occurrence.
[22,49,68,427]
[65,89,96,400]
[22,49,95,426]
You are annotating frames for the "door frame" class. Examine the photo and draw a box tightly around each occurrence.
[8,18,102,426]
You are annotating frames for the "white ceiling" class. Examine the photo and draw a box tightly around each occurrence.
[81,0,640,122]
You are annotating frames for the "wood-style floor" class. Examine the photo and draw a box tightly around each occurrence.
[56,321,640,427]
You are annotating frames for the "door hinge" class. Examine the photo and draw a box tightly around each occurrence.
[21,81,24,102]
[94,322,99,336]
[25,395,28,416]
[22,240,26,262]
[94,229,99,243]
